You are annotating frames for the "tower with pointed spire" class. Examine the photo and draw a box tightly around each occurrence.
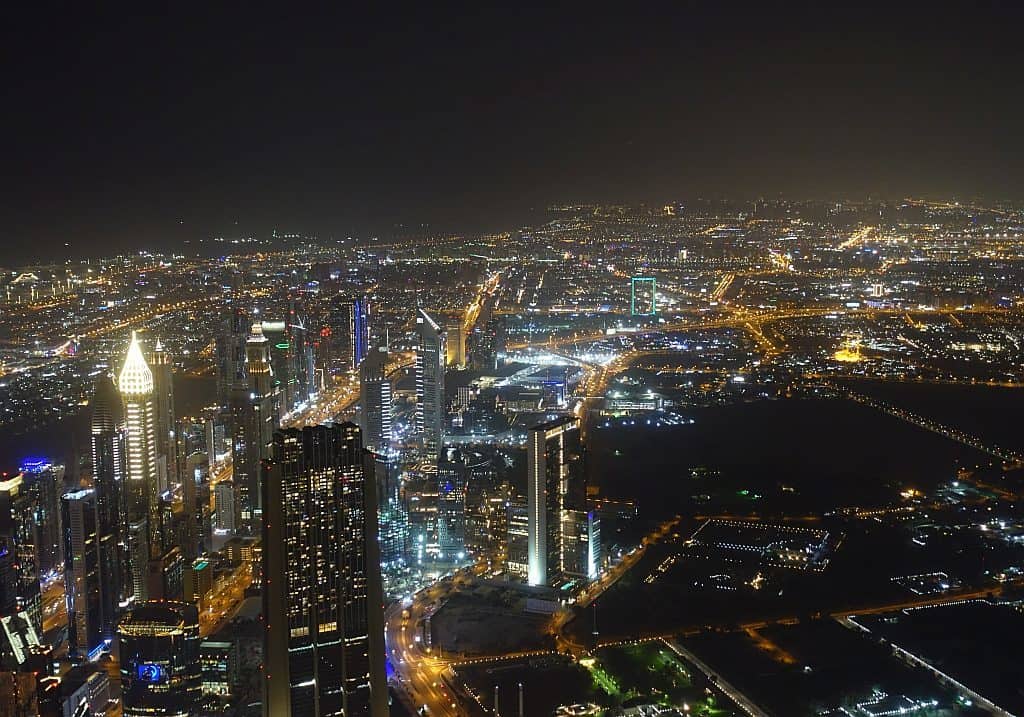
[118,331,160,601]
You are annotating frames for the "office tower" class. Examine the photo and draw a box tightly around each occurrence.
[559,509,599,580]
[90,376,127,620]
[328,294,371,374]
[215,307,250,413]
[147,546,184,602]
[371,451,408,571]
[151,340,178,493]
[126,519,148,603]
[262,424,388,717]
[445,318,466,368]
[0,474,43,633]
[62,489,105,660]
[18,461,63,581]
[117,601,201,717]
[415,308,446,461]
[505,498,529,578]
[469,317,505,372]
[179,458,198,563]
[262,321,292,420]
[213,482,237,535]
[630,276,657,316]
[199,639,237,701]
[235,322,277,532]
[287,299,316,407]
[120,332,161,600]
[526,416,584,587]
[359,347,392,452]
[436,449,467,561]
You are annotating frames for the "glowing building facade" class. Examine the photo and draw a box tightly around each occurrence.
[415,309,446,461]
[261,424,388,717]
[118,332,160,601]
[527,416,586,587]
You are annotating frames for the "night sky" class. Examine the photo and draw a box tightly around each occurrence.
[3,3,1023,261]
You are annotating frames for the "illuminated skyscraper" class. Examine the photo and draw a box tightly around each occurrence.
[436,449,467,561]
[236,322,277,532]
[62,488,105,660]
[415,308,446,461]
[0,473,43,633]
[445,318,466,368]
[262,424,388,717]
[150,340,178,495]
[117,601,201,717]
[359,347,392,452]
[328,294,371,374]
[215,307,250,413]
[527,416,584,587]
[118,331,160,599]
[90,376,127,616]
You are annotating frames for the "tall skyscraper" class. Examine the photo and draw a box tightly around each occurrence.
[262,424,388,717]
[119,331,160,599]
[527,416,585,587]
[0,473,43,633]
[215,307,250,413]
[236,322,277,532]
[415,309,446,461]
[359,347,392,452]
[90,376,127,619]
[445,318,466,368]
[62,489,105,660]
[18,461,64,581]
[328,294,371,374]
[117,601,201,716]
[371,451,408,571]
[151,340,178,494]
[436,449,467,561]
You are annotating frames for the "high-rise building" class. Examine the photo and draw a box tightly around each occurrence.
[126,519,149,604]
[287,299,316,407]
[359,347,392,452]
[527,416,585,587]
[119,332,161,600]
[468,317,505,373]
[18,460,64,582]
[262,424,388,717]
[370,451,408,572]
[235,322,278,532]
[445,318,466,368]
[213,482,237,535]
[117,601,201,717]
[436,449,467,561]
[415,309,446,461]
[90,376,127,621]
[215,308,250,413]
[151,340,178,494]
[630,276,657,316]
[62,489,106,660]
[328,294,371,374]
[505,497,529,579]
[0,474,43,633]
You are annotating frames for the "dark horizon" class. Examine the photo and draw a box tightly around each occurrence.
[4,3,1024,262]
